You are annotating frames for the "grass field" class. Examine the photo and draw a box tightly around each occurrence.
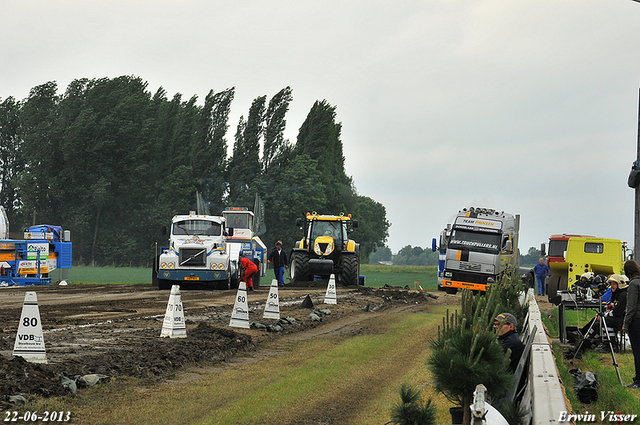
[52,266,152,284]
[56,264,439,290]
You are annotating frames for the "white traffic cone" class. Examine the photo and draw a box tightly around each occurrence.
[13,291,47,363]
[230,281,250,329]
[263,279,280,320]
[160,285,187,338]
[324,274,337,304]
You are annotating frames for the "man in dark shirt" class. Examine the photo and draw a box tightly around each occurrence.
[268,241,288,287]
[494,312,525,372]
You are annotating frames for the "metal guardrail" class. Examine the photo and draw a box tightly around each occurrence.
[523,288,570,424]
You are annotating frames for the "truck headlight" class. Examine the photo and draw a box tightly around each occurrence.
[444,271,452,277]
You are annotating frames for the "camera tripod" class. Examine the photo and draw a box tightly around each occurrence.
[568,304,624,386]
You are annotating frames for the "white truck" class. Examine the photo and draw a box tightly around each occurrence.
[222,207,267,286]
[433,207,531,294]
[154,213,241,290]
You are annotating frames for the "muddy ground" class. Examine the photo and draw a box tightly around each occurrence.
[0,281,454,410]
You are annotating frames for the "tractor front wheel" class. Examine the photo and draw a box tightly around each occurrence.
[290,251,310,283]
[340,253,359,286]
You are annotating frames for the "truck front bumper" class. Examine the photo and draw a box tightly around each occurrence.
[158,269,228,282]
[442,279,490,292]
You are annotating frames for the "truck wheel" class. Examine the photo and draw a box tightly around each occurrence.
[152,255,160,288]
[527,270,535,288]
[217,275,231,290]
[253,259,261,288]
[290,251,310,282]
[547,276,559,298]
[445,287,458,295]
[340,253,359,286]
[158,279,171,290]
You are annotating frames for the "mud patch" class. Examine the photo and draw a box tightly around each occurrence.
[0,284,441,407]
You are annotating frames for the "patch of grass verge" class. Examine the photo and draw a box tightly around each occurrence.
[360,264,438,291]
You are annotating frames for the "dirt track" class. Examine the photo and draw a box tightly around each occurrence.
[0,282,451,409]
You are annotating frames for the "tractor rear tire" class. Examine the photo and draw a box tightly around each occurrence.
[290,251,310,283]
[340,253,359,286]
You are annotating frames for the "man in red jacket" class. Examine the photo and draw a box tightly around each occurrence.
[240,257,258,291]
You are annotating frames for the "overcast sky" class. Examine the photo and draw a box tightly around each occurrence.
[2,1,640,254]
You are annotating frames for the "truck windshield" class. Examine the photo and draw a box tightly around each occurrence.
[448,229,500,253]
[225,213,253,229]
[548,240,568,258]
[173,220,221,236]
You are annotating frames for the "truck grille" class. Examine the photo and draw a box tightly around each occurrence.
[460,263,482,272]
[451,271,488,284]
[179,248,206,266]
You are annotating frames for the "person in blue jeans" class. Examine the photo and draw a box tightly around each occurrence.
[623,260,640,388]
[533,257,551,296]
[268,241,288,287]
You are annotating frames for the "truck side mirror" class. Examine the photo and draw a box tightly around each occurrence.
[540,243,546,257]
[161,226,167,236]
[504,240,513,252]
[432,238,437,252]
[227,227,234,237]
[296,218,302,227]
[352,220,358,228]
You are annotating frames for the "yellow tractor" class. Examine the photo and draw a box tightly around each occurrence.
[290,212,361,285]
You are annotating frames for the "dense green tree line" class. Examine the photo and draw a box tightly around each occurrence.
[368,244,541,267]
[392,245,439,266]
[0,76,389,266]
[520,246,542,267]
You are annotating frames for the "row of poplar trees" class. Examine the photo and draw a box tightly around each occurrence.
[0,75,390,266]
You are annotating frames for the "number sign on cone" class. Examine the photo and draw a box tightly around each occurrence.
[324,274,337,304]
[160,285,187,338]
[230,281,250,328]
[13,291,47,363]
[263,279,280,320]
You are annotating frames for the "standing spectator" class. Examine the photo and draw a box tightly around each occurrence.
[268,241,288,287]
[240,257,258,291]
[533,257,551,296]
[623,260,640,388]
